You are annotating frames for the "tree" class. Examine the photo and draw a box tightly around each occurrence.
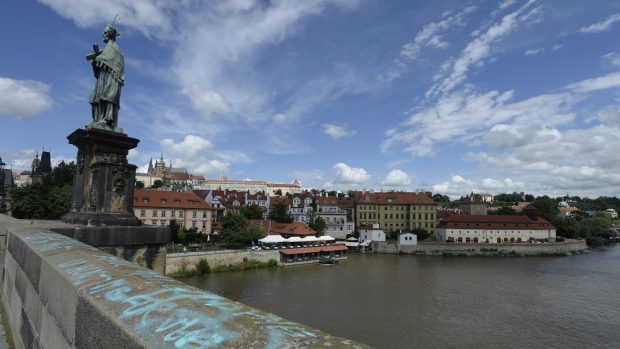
[241,204,263,220]
[269,202,293,223]
[219,213,263,246]
[532,196,559,221]
[274,189,282,196]
[411,228,431,241]
[169,219,182,243]
[135,180,145,189]
[309,216,326,237]
[489,206,518,215]
[10,162,75,219]
[151,179,163,188]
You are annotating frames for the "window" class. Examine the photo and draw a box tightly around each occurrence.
[179,211,184,218]
[174,199,180,205]
[160,199,167,204]
[143,198,149,204]
[192,221,197,228]
[384,214,388,219]
[202,222,206,229]
[140,209,145,217]
[161,210,166,217]
[192,211,197,218]
[160,221,165,226]
[203,211,207,218]
[152,210,158,217]
[171,211,175,218]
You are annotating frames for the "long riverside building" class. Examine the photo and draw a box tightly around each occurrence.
[355,192,437,236]
[436,206,557,243]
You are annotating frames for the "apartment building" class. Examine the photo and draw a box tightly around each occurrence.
[355,192,437,235]
[133,189,214,235]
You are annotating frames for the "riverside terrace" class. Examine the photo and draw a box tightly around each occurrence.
[257,235,348,265]
[0,214,367,348]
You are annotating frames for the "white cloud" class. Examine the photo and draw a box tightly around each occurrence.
[187,89,230,118]
[383,71,620,157]
[524,48,544,56]
[427,0,541,97]
[400,6,476,60]
[36,0,176,37]
[0,77,53,118]
[603,52,620,67]
[432,174,525,197]
[579,13,620,34]
[161,135,213,158]
[272,113,289,124]
[566,72,620,93]
[322,123,357,139]
[333,163,370,185]
[552,44,563,51]
[382,169,411,187]
[596,105,620,127]
[381,5,476,82]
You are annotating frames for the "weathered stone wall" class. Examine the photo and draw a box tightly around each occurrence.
[1,219,367,348]
[166,250,280,274]
[372,241,399,254]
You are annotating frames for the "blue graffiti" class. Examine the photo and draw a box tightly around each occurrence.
[50,239,320,348]
[23,232,85,252]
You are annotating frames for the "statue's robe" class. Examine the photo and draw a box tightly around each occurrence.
[89,40,124,129]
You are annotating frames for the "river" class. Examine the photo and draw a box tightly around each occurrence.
[179,245,620,348]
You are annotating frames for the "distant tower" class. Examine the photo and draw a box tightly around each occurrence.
[147,158,153,175]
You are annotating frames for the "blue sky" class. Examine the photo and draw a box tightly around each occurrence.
[2,0,620,198]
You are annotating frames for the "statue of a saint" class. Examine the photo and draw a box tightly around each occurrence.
[87,25,124,132]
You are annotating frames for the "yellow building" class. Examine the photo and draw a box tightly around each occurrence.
[355,192,437,235]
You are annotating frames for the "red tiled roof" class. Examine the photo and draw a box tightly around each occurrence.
[355,192,436,205]
[269,197,291,208]
[437,214,555,230]
[315,196,340,205]
[280,245,347,255]
[133,189,213,210]
[271,221,316,236]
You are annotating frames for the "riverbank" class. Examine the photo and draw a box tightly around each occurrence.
[166,249,280,274]
[373,239,588,256]
[169,258,279,277]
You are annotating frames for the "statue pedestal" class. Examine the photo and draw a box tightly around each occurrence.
[61,128,140,226]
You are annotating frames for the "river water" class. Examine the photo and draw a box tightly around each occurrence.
[180,245,620,348]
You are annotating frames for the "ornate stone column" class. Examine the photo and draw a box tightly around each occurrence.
[62,128,140,226]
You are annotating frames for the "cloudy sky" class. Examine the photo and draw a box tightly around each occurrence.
[2,0,620,197]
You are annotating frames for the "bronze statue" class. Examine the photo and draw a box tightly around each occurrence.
[86,25,124,132]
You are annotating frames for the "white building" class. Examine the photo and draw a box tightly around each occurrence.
[359,224,386,242]
[436,206,556,243]
[315,196,354,240]
[290,194,313,223]
[399,232,417,245]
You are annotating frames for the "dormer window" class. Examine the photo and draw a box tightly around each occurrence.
[174,199,181,205]
[143,198,149,204]
[161,199,167,204]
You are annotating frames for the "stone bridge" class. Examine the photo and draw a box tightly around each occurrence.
[0,215,367,349]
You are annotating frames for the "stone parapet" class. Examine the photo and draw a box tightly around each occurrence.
[166,250,280,274]
[1,223,368,348]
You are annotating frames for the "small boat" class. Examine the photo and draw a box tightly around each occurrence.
[318,256,339,265]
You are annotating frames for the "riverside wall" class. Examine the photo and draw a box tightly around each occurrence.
[0,214,367,349]
[373,240,588,255]
[165,250,280,274]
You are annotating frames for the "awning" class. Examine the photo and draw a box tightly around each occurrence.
[280,245,348,255]
[318,235,335,241]
[302,236,319,242]
[259,235,286,243]
[287,236,303,242]
[345,237,358,242]
[359,240,372,247]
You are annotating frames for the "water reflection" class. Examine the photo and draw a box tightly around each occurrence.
[180,246,620,348]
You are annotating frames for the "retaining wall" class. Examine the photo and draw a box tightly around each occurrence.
[165,250,280,274]
[0,215,366,349]
[372,240,588,255]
